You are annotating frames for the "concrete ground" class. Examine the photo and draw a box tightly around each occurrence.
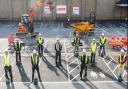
[0,21,127,89]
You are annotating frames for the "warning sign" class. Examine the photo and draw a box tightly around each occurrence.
[73,7,79,15]
[56,5,67,14]
[43,6,51,14]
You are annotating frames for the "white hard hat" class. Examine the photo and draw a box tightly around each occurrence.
[93,38,96,41]
[120,49,124,53]
[83,49,86,52]
[101,33,105,36]
[15,39,19,42]
[39,33,42,36]
[68,19,70,21]
[76,34,78,36]
[33,49,36,54]
[56,38,59,41]
[5,49,8,52]
[19,23,22,26]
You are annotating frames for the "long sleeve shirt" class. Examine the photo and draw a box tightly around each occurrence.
[14,42,21,51]
[55,42,62,52]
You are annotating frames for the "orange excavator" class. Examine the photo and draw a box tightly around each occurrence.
[18,0,52,34]
[8,0,52,46]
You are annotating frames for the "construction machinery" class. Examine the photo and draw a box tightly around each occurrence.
[70,21,96,36]
[17,0,52,38]
[8,0,52,50]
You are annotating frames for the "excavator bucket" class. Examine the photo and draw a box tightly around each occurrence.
[70,21,95,35]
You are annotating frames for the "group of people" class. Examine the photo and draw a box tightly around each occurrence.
[73,32,107,80]
[4,33,44,83]
[73,33,126,81]
[3,32,127,83]
[3,33,63,83]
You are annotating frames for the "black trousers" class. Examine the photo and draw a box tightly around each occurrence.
[32,65,41,82]
[38,44,43,57]
[74,45,79,52]
[91,53,96,64]
[99,45,106,56]
[55,52,61,66]
[4,66,13,82]
[74,45,79,56]
[16,51,21,63]
[80,64,87,79]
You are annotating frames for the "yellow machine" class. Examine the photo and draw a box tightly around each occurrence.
[70,21,96,35]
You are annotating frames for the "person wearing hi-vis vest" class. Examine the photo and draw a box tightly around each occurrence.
[37,33,44,57]
[4,49,13,82]
[14,40,22,65]
[90,38,97,67]
[99,33,106,57]
[80,49,89,80]
[31,49,41,82]
[74,34,81,57]
[55,38,62,67]
[118,49,126,82]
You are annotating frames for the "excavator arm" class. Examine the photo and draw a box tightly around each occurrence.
[18,0,52,33]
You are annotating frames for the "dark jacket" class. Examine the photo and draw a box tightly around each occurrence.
[14,42,21,51]
[55,42,62,52]
[74,37,80,45]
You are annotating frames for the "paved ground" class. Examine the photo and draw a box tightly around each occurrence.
[0,21,127,89]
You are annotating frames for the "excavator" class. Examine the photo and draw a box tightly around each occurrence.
[17,0,52,37]
[8,0,52,49]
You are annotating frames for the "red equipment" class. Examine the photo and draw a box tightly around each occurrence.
[8,34,14,46]
[109,37,128,48]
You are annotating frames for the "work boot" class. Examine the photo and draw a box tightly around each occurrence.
[56,65,59,68]
[60,64,63,67]
[91,63,94,67]
[34,78,38,85]
[80,77,82,80]
[118,74,123,82]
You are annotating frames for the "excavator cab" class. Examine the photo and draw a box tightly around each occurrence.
[19,14,34,33]
[21,14,29,26]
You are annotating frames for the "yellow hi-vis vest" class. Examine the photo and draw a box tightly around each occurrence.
[38,36,43,45]
[91,42,97,52]
[81,54,88,64]
[74,37,80,44]
[119,55,126,64]
[4,54,10,66]
[119,55,126,68]
[32,55,38,65]
[100,37,106,45]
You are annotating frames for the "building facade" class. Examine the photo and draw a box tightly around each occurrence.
[0,0,127,20]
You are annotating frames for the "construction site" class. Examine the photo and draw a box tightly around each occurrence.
[0,0,127,89]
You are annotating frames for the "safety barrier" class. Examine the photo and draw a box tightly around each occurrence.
[109,37,128,47]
